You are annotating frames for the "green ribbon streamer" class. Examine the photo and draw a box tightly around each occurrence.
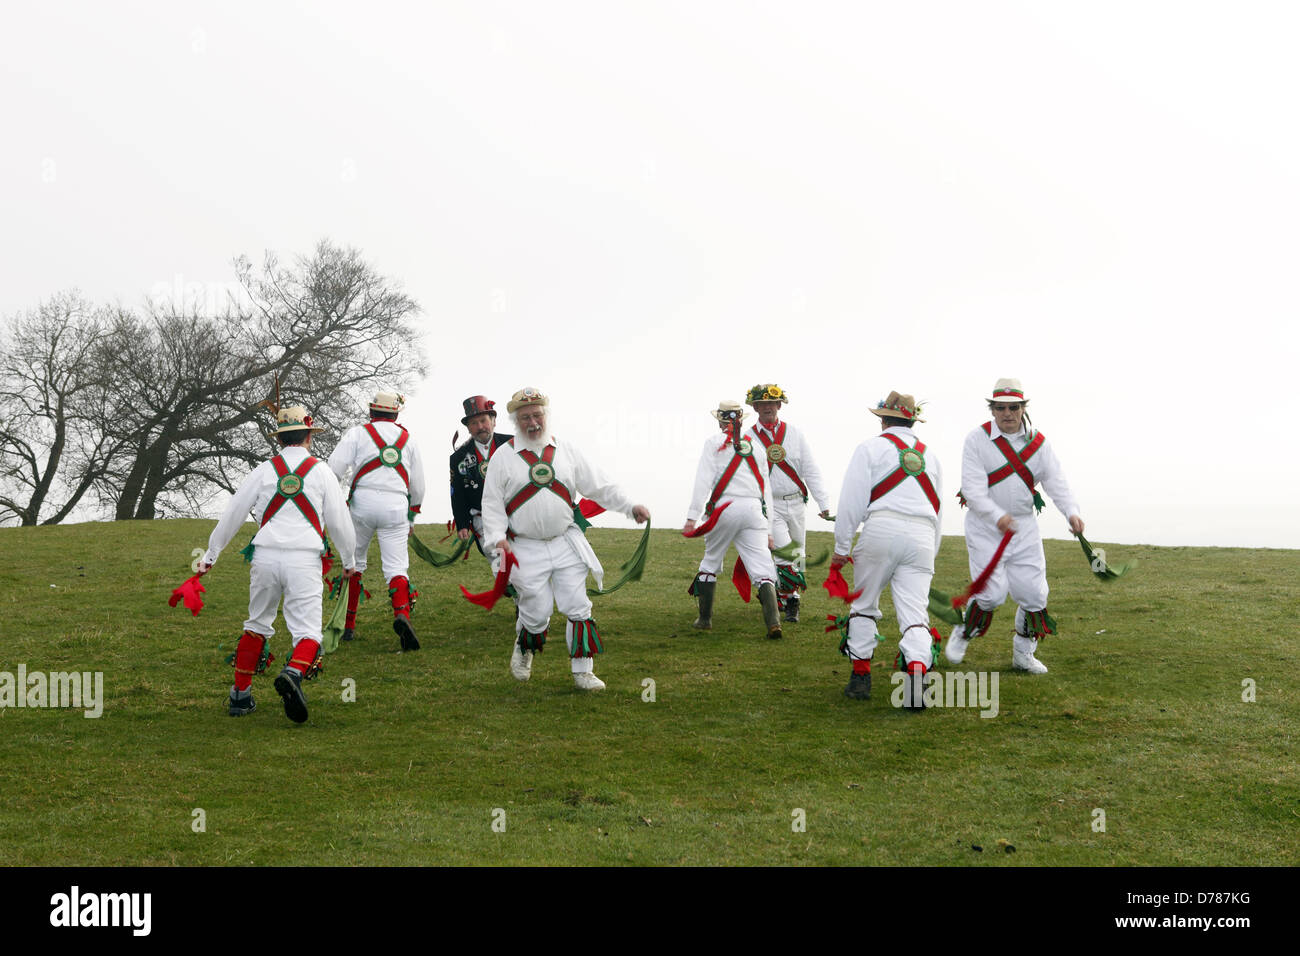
[927,587,963,626]
[409,531,473,568]
[320,576,348,653]
[1077,534,1135,581]
[770,542,831,568]
[586,520,653,596]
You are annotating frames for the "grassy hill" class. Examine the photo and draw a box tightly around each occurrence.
[0,519,1296,866]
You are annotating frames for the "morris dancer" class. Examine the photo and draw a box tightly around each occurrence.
[945,378,1083,673]
[745,383,833,623]
[830,392,943,707]
[450,395,513,555]
[480,387,650,691]
[684,400,782,639]
[198,406,357,723]
[328,390,427,650]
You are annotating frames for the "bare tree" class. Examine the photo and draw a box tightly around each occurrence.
[102,239,427,520]
[0,293,122,526]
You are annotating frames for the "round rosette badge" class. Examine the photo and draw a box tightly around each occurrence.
[478,460,489,478]
[380,446,402,467]
[737,438,754,457]
[529,460,555,487]
[899,446,926,477]
[766,442,786,463]
[277,473,303,497]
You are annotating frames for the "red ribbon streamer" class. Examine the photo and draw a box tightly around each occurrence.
[578,499,605,519]
[168,573,207,617]
[732,555,752,603]
[951,530,1015,610]
[682,501,732,538]
[460,551,519,610]
[822,565,863,603]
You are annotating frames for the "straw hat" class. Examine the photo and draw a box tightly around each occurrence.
[988,378,1028,403]
[870,391,925,423]
[274,405,325,435]
[745,383,789,406]
[369,390,405,413]
[506,387,549,413]
[711,399,748,424]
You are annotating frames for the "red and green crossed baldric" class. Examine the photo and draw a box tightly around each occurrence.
[981,421,1046,509]
[349,423,411,500]
[263,455,327,545]
[753,422,809,500]
[705,437,767,514]
[870,433,940,514]
[505,443,575,516]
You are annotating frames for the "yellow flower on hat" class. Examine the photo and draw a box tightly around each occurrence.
[766,386,783,400]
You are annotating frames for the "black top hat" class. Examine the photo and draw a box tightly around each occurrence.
[461,395,497,425]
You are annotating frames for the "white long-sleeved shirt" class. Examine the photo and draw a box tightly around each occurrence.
[960,422,1080,527]
[203,445,357,566]
[480,437,637,546]
[328,420,426,508]
[748,419,832,511]
[833,426,944,555]
[686,432,776,526]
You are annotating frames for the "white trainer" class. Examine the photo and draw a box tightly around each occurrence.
[945,627,970,664]
[573,671,606,692]
[510,643,533,681]
[1012,634,1048,674]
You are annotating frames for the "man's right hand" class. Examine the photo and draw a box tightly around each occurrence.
[996,514,1018,534]
[829,552,850,571]
[682,520,697,536]
[457,528,472,541]
[495,539,512,557]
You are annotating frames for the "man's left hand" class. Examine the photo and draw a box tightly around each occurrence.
[829,552,849,571]
[632,505,650,524]
[819,509,833,521]
[1068,515,1085,536]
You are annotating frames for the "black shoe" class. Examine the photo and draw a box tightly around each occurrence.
[843,672,871,700]
[227,693,256,717]
[783,598,800,624]
[273,667,309,723]
[902,668,927,711]
[393,615,420,651]
[341,627,355,642]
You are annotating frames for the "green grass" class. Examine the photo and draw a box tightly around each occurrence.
[0,520,1296,866]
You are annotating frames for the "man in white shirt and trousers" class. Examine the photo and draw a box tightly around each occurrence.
[684,399,783,639]
[745,383,833,624]
[328,390,427,652]
[199,405,358,723]
[945,378,1084,674]
[830,392,943,708]
[480,387,650,691]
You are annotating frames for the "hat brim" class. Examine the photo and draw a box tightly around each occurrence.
[870,407,925,423]
[461,410,498,425]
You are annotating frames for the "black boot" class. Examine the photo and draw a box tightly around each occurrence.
[692,579,716,630]
[843,671,871,700]
[758,582,782,639]
[783,594,800,624]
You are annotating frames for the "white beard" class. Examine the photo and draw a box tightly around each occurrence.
[514,421,553,454]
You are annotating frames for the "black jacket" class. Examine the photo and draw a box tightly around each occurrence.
[449,433,513,532]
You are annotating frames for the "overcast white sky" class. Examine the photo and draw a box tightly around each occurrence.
[3,1,1297,548]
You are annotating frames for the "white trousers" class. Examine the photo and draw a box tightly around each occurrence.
[509,530,596,673]
[245,547,323,649]
[697,497,777,585]
[963,512,1049,614]
[348,489,409,583]
[771,495,807,570]
[844,513,937,665]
